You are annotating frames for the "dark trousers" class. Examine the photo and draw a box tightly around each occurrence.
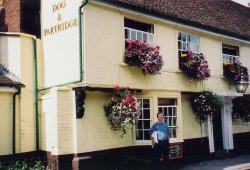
[154,140,169,161]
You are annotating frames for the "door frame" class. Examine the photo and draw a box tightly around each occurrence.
[207,91,242,153]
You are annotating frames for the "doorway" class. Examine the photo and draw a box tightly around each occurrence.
[213,112,223,151]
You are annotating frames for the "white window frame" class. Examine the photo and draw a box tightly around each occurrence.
[124,18,155,46]
[125,27,154,46]
[178,32,200,54]
[135,98,153,144]
[157,98,178,139]
[134,95,182,145]
[222,44,240,63]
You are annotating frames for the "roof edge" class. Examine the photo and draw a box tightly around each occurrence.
[92,0,250,43]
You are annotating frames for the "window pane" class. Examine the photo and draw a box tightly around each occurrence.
[147,34,154,45]
[136,98,151,141]
[131,30,136,40]
[143,33,147,41]
[173,118,177,126]
[182,33,186,41]
[144,109,150,119]
[143,99,150,108]
[144,120,150,129]
[172,129,176,138]
[182,42,186,50]
[173,108,177,116]
[125,29,130,39]
[178,32,181,40]
[144,130,150,140]
[137,32,143,42]
[187,43,190,50]
[178,41,181,50]
[169,118,172,126]
[136,130,143,140]
[168,107,173,116]
[136,120,143,129]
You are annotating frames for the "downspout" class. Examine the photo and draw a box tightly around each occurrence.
[33,0,88,150]
[13,87,21,154]
[33,38,39,151]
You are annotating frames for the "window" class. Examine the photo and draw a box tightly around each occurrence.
[158,98,178,138]
[124,18,154,46]
[178,32,200,57]
[136,99,151,140]
[222,44,239,63]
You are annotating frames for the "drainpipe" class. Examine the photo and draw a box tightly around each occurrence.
[33,0,88,150]
[33,38,39,151]
[13,87,21,154]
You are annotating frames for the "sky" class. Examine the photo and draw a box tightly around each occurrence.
[231,0,249,6]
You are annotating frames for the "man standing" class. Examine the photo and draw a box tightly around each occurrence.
[149,112,170,162]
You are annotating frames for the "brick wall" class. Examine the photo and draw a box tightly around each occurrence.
[0,0,21,32]
[0,0,40,37]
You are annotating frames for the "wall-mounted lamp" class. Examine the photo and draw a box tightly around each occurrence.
[235,80,249,93]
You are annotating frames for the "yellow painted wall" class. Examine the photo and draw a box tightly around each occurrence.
[17,36,36,152]
[83,3,250,138]
[0,34,43,155]
[232,121,250,134]
[0,92,13,155]
[84,3,238,93]
[181,94,206,139]
[77,91,134,153]
[39,1,250,154]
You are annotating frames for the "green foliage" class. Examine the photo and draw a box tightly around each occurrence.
[104,86,141,137]
[0,159,46,170]
[232,95,250,122]
[191,91,222,123]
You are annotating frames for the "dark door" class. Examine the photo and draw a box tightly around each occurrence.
[213,112,223,151]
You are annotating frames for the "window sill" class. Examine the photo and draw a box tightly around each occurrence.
[119,62,129,66]
[169,138,184,143]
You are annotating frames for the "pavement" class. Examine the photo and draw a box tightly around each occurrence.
[179,154,250,170]
[79,153,250,170]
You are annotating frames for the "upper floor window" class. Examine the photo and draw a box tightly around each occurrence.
[222,44,239,63]
[136,98,151,141]
[124,18,154,46]
[178,32,200,57]
[158,98,178,138]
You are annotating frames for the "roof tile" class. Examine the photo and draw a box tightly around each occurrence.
[110,0,250,41]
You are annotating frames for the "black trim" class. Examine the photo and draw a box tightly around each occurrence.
[233,132,250,154]
[94,0,250,42]
[0,83,25,87]
[73,86,142,93]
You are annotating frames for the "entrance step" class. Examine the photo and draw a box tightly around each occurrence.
[214,149,236,159]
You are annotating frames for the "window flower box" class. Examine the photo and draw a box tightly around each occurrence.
[124,40,164,75]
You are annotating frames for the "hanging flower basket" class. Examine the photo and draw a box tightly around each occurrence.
[179,51,211,82]
[124,40,164,75]
[232,95,250,122]
[103,86,141,137]
[223,61,249,82]
[191,91,222,123]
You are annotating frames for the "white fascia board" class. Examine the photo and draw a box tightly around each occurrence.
[0,86,18,93]
[213,91,243,97]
